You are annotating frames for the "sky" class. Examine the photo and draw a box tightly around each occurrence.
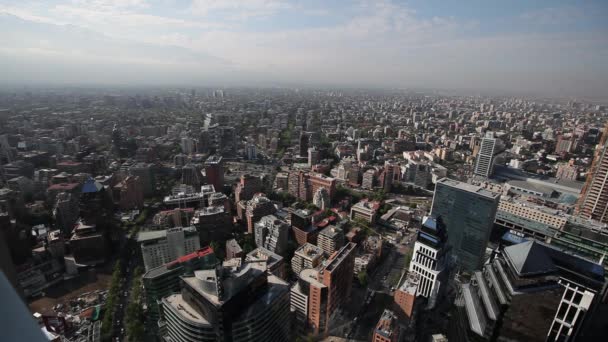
[1,0,607,97]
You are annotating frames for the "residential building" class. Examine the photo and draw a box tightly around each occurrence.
[246,193,276,234]
[317,225,345,256]
[69,222,107,266]
[254,214,290,255]
[313,187,330,210]
[113,175,144,210]
[362,169,376,189]
[394,272,419,319]
[373,309,400,342]
[578,128,608,223]
[138,227,200,271]
[431,178,500,271]
[191,206,232,245]
[291,243,325,275]
[204,155,224,192]
[290,243,356,335]
[245,247,286,279]
[474,136,500,178]
[225,239,243,259]
[235,174,262,203]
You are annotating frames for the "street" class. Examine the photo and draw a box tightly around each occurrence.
[110,231,141,341]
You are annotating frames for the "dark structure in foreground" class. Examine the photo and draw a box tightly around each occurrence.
[449,240,606,341]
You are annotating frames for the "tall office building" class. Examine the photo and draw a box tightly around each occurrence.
[159,259,291,342]
[578,125,608,223]
[474,136,499,178]
[254,214,290,256]
[142,247,219,333]
[204,155,224,193]
[448,240,606,342]
[137,227,201,271]
[290,243,356,335]
[431,178,500,271]
[408,216,450,308]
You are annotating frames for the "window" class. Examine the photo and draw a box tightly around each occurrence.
[557,304,567,320]
[565,307,577,324]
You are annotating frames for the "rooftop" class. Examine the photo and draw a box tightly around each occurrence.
[437,178,499,199]
[163,294,210,326]
[295,243,324,259]
[137,226,197,243]
[299,268,326,288]
[205,155,223,165]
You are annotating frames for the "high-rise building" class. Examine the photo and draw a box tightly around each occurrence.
[291,243,325,275]
[53,192,79,235]
[254,214,290,256]
[394,272,419,319]
[317,225,344,256]
[143,247,219,333]
[555,134,575,154]
[372,309,400,342]
[225,239,243,259]
[474,136,499,178]
[578,126,608,223]
[245,247,285,279]
[246,193,276,234]
[362,169,376,190]
[308,147,320,167]
[191,206,232,244]
[0,215,19,294]
[180,137,196,155]
[235,174,262,203]
[431,178,500,271]
[299,132,310,156]
[448,240,606,342]
[288,171,336,202]
[290,242,356,335]
[159,259,291,342]
[138,227,201,271]
[204,155,224,193]
[128,163,156,197]
[312,187,330,210]
[113,175,144,210]
[408,216,450,308]
[245,143,257,160]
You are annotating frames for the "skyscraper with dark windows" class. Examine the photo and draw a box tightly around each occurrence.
[431,178,500,271]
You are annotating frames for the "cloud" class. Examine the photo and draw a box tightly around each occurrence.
[0,0,606,98]
[520,6,585,25]
[190,0,291,19]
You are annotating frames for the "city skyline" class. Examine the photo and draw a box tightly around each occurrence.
[1,0,607,98]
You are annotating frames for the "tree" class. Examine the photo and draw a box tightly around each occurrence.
[358,271,368,287]
[209,241,226,260]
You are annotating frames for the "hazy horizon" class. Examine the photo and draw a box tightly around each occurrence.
[1,0,607,98]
